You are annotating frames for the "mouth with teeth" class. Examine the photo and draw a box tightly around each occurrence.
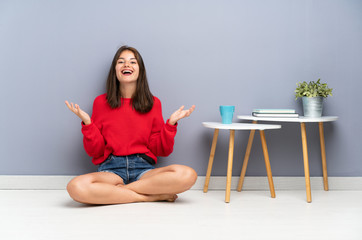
[121,69,133,76]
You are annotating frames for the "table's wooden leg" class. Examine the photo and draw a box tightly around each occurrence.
[237,121,257,192]
[204,129,219,193]
[260,130,276,198]
[319,122,329,191]
[300,122,312,203]
[225,130,235,203]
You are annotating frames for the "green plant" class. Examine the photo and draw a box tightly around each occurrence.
[295,79,333,100]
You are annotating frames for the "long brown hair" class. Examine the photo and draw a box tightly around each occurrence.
[106,46,154,113]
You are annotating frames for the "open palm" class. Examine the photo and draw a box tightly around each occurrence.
[169,105,195,125]
[65,101,91,125]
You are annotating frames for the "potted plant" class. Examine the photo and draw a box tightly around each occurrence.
[295,79,333,117]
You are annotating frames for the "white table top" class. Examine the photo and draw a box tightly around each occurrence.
[202,122,281,130]
[237,115,338,123]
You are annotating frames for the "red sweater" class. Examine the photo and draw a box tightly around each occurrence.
[81,94,177,165]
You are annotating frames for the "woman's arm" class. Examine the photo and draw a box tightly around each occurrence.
[65,100,105,157]
[148,102,195,157]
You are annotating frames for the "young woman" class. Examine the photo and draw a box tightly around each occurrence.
[65,46,197,204]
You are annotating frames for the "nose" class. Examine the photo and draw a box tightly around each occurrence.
[124,61,130,67]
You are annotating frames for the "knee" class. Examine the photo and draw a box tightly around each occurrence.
[67,175,92,203]
[173,165,198,190]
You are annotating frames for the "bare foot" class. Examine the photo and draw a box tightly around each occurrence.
[116,184,177,203]
[146,194,178,202]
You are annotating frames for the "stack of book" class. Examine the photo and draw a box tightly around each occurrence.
[252,109,299,118]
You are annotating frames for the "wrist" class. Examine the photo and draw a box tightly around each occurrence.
[83,119,91,125]
[167,119,176,126]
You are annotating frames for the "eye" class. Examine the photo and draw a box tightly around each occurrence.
[117,61,124,64]
[130,61,137,64]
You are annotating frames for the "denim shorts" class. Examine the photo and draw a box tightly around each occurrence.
[98,154,155,184]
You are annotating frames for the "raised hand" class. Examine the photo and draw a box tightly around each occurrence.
[65,101,91,125]
[169,105,195,125]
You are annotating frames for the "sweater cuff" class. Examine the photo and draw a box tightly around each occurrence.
[81,120,94,130]
[166,119,178,131]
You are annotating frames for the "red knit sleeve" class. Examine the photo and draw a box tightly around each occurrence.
[81,96,105,158]
[148,98,177,157]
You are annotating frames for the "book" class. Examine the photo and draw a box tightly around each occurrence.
[252,109,296,114]
[252,112,299,118]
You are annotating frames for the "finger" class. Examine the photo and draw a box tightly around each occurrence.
[189,105,195,113]
[69,103,77,112]
[76,104,83,111]
[184,105,195,117]
[65,101,72,109]
[178,105,185,112]
[73,103,80,112]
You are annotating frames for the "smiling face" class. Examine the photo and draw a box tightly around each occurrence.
[115,50,140,85]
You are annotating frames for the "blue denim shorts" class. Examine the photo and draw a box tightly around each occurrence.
[98,154,155,184]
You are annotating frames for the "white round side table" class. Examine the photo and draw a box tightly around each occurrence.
[202,122,281,203]
[237,115,338,203]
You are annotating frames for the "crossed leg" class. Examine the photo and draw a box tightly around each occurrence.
[67,164,197,205]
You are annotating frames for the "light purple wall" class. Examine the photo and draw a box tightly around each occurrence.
[1,0,361,176]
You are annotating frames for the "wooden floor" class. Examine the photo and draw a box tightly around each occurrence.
[0,189,361,240]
